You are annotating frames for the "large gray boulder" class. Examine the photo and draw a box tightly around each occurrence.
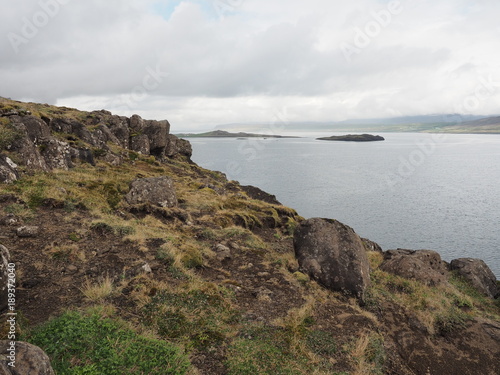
[450,258,498,298]
[0,245,11,311]
[294,218,371,301]
[144,120,170,155]
[380,249,448,286]
[0,341,55,375]
[165,134,192,158]
[125,176,177,207]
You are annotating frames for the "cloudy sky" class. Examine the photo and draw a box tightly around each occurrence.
[1,0,500,131]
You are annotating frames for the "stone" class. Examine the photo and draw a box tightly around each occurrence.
[16,226,40,238]
[0,245,11,311]
[214,244,231,261]
[165,134,192,158]
[0,341,56,375]
[125,176,177,207]
[129,114,145,132]
[130,134,150,155]
[106,116,130,148]
[0,214,21,226]
[450,258,498,298]
[0,156,19,183]
[380,249,448,286]
[17,115,51,143]
[362,238,383,253]
[144,120,170,156]
[39,139,73,170]
[142,263,153,273]
[294,218,371,301]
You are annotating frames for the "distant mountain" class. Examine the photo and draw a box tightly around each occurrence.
[175,130,299,138]
[434,116,500,133]
[214,114,493,133]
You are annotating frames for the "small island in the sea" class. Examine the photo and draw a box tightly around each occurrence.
[175,130,299,138]
[317,134,385,142]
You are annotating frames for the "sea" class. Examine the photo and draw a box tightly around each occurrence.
[189,132,500,278]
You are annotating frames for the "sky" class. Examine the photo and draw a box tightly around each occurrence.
[1,0,500,131]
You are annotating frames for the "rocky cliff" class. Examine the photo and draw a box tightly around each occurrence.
[0,98,499,375]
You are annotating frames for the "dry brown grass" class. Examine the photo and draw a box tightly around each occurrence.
[80,275,115,302]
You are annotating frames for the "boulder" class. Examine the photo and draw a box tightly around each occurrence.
[130,134,150,155]
[106,116,130,148]
[0,245,11,311]
[293,218,371,301]
[129,114,145,133]
[125,176,177,207]
[0,214,21,226]
[380,249,448,286]
[214,243,231,262]
[0,341,55,375]
[13,116,51,144]
[38,139,73,170]
[0,156,19,183]
[450,258,499,298]
[165,134,192,158]
[16,226,40,238]
[144,120,170,156]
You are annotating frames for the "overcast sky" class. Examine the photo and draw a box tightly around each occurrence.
[1,0,500,131]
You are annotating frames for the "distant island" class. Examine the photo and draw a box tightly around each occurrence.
[317,134,385,142]
[175,130,299,138]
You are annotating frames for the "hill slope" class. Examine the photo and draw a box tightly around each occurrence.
[0,98,499,375]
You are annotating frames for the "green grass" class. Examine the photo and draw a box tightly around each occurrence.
[225,325,329,375]
[143,288,239,349]
[24,311,190,375]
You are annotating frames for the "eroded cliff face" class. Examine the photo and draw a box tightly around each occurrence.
[0,98,499,375]
[0,99,191,182]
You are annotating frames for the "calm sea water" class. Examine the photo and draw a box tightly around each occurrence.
[189,133,500,278]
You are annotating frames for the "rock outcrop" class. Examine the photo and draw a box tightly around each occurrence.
[0,108,191,183]
[0,156,18,184]
[293,218,371,301]
[125,176,178,208]
[450,258,499,298]
[380,249,448,286]
[0,341,55,375]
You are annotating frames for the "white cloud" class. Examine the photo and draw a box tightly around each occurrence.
[1,0,499,130]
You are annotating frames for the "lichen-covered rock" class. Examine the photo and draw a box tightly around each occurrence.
[380,249,448,286]
[0,341,55,375]
[0,245,11,312]
[0,156,19,183]
[294,218,371,301]
[130,134,150,155]
[39,139,73,170]
[450,258,499,298]
[125,176,177,207]
[0,214,21,226]
[16,226,40,238]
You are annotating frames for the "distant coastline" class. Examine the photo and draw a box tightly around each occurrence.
[174,130,300,138]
